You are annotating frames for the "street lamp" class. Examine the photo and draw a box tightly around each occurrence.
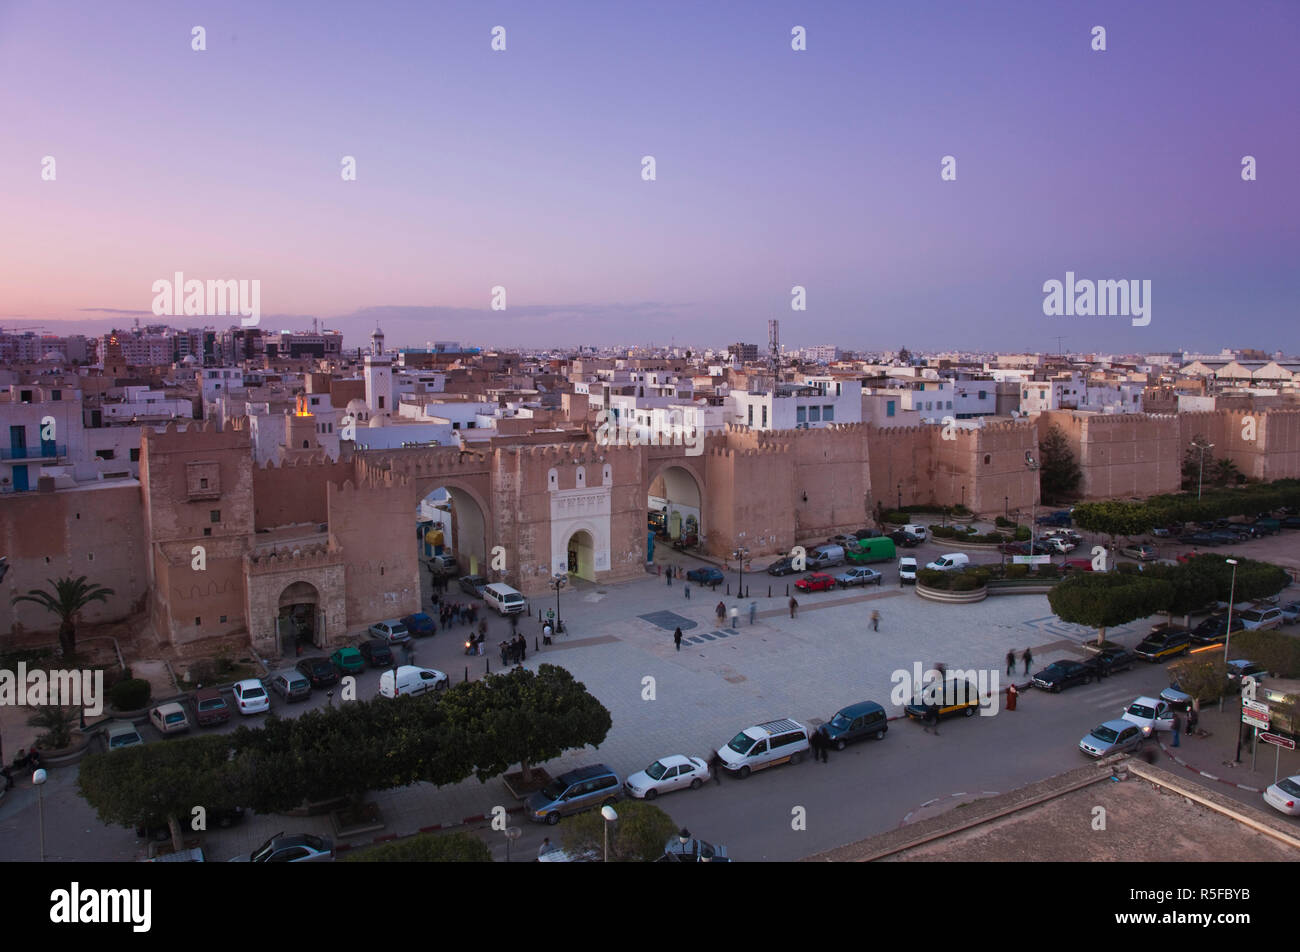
[600,804,618,862]
[33,767,47,862]
[732,546,750,599]
[1225,558,1244,762]
[1196,441,1215,501]
[1005,496,1009,522]
[551,573,568,634]
[504,825,520,863]
[897,482,902,511]
[1025,451,1040,565]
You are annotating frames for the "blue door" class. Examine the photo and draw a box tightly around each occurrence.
[12,465,29,492]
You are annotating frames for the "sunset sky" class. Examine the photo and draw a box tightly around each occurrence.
[1,0,1296,352]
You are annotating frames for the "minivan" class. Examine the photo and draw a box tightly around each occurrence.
[807,545,845,569]
[901,524,928,542]
[847,537,897,564]
[822,701,888,750]
[379,665,448,697]
[149,702,191,736]
[717,718,810,778]
[269,669,312,702]
[925,553,970,572]
[527,764,622,825]
[484,582,527,615]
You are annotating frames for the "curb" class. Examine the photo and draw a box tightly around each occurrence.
[1154,738,1266,793]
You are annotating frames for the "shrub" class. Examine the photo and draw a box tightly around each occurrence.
[949,573,985,592]
[1014,526,1031,541]
[346,831,492,863]
[1005,564,1029,579]
[883,510,908,524]
[109,678,151,711]
[952,504,971,515]
[995,516,1015,528]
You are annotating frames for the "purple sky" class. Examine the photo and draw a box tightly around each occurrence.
[1,0,1296,353]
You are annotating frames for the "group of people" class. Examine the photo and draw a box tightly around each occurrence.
[1005,648,1034,675]
[3,748,43,790]
[498,634,529,665]
[438,598,476,630]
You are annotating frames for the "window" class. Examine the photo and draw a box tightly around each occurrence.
[203,528,211,537]
[200,478,208,489]
[809,406,821,422]
[210,510,220,522]
[220,615,227,623]
[946,401,952,409]
[978,391,986,401]
[302,440,309,448]
[52,390,61,401]
[823,405,834,421]
[984,454,992,464]
[796,406,806,424]
[129,448,139,462]
[378,396,385,409]
[761,405,767,427]
[835,383,841,396]
[95,449,115,460]
[195,617,201,626]
[310,397,319,406]
[886,401,895,418]
[747,405,754,426]
[748,740,768,757]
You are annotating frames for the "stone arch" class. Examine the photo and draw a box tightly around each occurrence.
[414,477,493,576]
[646,461,704,541]
[277,580,321,652]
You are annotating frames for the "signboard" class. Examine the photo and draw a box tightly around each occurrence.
[1012,555,1053,565]
[1259,732,1296,750]
[1243,699,1270,730]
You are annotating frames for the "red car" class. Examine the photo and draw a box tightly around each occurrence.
[795,573,837,592]
[1061,559,1094,573]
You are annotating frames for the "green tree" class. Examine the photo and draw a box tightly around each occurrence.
[1047,572,1173,646]
[561,798,678,862]
[345,831,492,863]
[78,733,239,853]
[1181,555,1289,604]
[1211,457,1244,487]
[1071,501,1153,560]
[28,703,77,750]
[1167,656,1226,706]
[1229,631,1300,679]
[1038,424,1082,503]
[438,664,612,785]
[12,576,114,656]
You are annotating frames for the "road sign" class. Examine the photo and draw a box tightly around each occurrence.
[1260,732,1296,750]
[1244,699,1270,717]
[1012,555,1052,565]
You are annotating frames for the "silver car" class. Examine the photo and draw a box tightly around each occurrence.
[1079,719,1144,758]
[836,567,883,588]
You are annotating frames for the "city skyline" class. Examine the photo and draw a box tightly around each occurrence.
[2,0,1297,352]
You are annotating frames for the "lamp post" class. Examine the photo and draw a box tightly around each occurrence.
[551,573,567,634]
[1196,442,1215,501]
[1025,451,1040,566]
[33,767,47,862]
[601,804,618,862]
[897,482,902,512]
[504,825,520,863]
[1225,558,1243,762]
[732,546,750,599]
[1005,496,1009,522]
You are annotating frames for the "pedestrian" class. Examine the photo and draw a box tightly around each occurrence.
[817,726,830,762]
[499,641,509,666]
[708,749,723,783]
[870,609,880,632]
[1005,650,1016,676]
[716,601,726,626]
[470,604,478,625]
[927,704,941,735]
[673,627,683,651]
[542,622,553,645]
[749,600,757,625]
[1021,648,1033,674]
[789,596,798,619]
[538,837,554,859]
[667,567,672,587]
[517,634,527,661]
[1006,682,1018,711]
[1172,711,1181,748]
[729,606,738,629]
[684,583,690,599]
[1,765,13,792]
[809,728,822,763]
[478,619,488,641]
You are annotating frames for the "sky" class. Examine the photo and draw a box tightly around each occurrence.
[1,0,1296,354]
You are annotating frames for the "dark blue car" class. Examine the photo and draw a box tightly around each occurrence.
[685,567,725,586]
[402,612,437,637]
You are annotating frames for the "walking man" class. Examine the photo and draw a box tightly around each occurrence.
[729,606,738,629]
[673,627,683,652]
[1188,702,1200,736]
[817,726,830,762]
[749,600,757,625]
[716,600,726,626]
[517,634,527,661]
[499,641,509,666]
[789,596,798,619]
[708,749,723,784]
[684,583,690,599]
[926,703,941,735]
[542,622,553,645]
[809,728,822,763]
[667,566,672,587]
[870,609,880,632]
[1171,710,1182,748]
[1005,650,1016,676]
[1021,647,1033,675]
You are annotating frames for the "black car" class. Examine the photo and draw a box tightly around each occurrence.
[888,530,918,547]
[1134,628,1192,662]
[358,639,394,667]
[1180,532,1219,546]
[767,558,796,576]
[295,656,339,688]
[1031,659,1098,693]
[1207,531,1240,546]
[854,528,881,540]
[1093,645,1138,674]
[1282,516,1300,529]
[459,574,488,598]
[1190,613,1246,646]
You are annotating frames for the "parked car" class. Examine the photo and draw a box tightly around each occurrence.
[358,639,394,667]
[1263,776,1300,816]
[659,832,731,862]
[1279,601,1300,624]
[1160,681,1194,711]
[296,656,339,688]
[903,674,981,720]
[1134,628,1191,661]
[1094,644,1138,674]
[897,557,918,584]
[1190,614,1245,645]
[458,574,489,598]
[329,646,365,675]
[999,541,1032,556]
[369,619,411,645]
[428,553,458,574]
[1238,607,1284,631]
[1281,515,1300,529]
[686,566,725,586]
[889,530,919,548]
[233,832,335,863]
[1149,526,1173,538]
[854,528,881,540]
[527,764,622,824]
[149,702,191,736]
[925,553,970,572]
[268,669,311,702]
[1121,696,1175,736]
[766,558,796,576]
[1040,537,1076,555]
[232,679,270,715]
[1079,719,1145,758]
[1031,659,1098,693]
[401,612,437,637]
[1120,544,1158,562]
[379,665,448,697]
[193,687,230,727]
[1062,559,1096,573]
[822,701,888,749]
[1207,531,1241,546]
[796,572,837,593]
[623,755,710,800]
[836,566,883,588]
[901,524,928,542]
[106,721,145,750]
[1037,511,1072,527]
[716,719,810,778]
[1225,659,1268,690]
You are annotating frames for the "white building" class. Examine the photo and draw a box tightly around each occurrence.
[727,377,863,430]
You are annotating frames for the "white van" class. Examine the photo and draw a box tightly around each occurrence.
[925,553,970,571]
[379,666,448,698]
[807,545,846,569]
[902,524,928,542]
[484,582,527,615]
[716,718,810,778]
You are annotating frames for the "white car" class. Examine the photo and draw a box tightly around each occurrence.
[106,721,145,750]
[1264,775,1300,816]
[379,666,448,697]
[925,553,970,572]
[369,619,411,645]
[836,567,883,588]
[1279,602,1300,624]
[901,524,928,542]
[898,557,918,584]
[232,679,270,715]
[1040,537,1076,555]
[1238,607,1283,631]
[623,755,710,800]
[1120,696,1174,737]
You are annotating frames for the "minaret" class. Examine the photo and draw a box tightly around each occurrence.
[371,324,385,356]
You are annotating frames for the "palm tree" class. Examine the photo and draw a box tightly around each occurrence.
[12,576,114,656]
[1212,458,1243,487]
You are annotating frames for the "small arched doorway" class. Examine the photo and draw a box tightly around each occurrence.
[567,530,595,581]
[277,581,320,654]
